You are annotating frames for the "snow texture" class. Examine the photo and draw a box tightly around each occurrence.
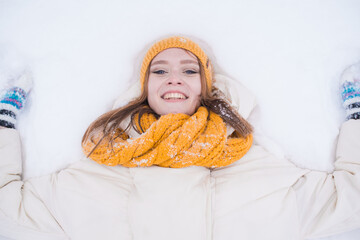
[0,0,360,239]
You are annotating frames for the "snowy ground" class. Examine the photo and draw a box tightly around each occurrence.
[0,0,360,239]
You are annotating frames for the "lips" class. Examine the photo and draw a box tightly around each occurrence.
[161,92,188,100]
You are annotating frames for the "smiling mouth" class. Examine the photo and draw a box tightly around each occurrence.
[162,92,188,100]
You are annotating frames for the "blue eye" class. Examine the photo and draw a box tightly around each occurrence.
[152,70,166,74]
[184,70,198,74]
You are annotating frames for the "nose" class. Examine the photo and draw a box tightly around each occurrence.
[166,72,183,86]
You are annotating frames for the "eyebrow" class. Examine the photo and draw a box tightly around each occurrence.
[180,60,199,65]
[151,60,168,66]
[151,59,199,66]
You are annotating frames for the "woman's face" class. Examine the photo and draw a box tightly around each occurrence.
[147,48,202,116]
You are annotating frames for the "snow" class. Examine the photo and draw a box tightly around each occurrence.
[0,0,360,239]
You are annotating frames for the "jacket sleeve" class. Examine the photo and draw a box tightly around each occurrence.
[0,128,68,240]
[293,120,360,239]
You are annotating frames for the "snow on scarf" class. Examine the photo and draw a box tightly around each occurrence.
[82,107,253,168]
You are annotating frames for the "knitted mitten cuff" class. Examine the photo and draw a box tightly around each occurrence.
[0,72,32,128]
[0,86,28,128]
[341,78,360,120]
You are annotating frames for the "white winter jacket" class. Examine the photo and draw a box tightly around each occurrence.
[1,80,360,240]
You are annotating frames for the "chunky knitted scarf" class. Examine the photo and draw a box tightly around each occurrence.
[82,107,253,168]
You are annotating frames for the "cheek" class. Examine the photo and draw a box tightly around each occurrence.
[147,77,159,95]
[147,78,160,106]
[191,76,202,96]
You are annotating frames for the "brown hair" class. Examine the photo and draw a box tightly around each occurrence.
[82,56,253,157]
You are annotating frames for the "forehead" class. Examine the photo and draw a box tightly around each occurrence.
[151,48,198,62]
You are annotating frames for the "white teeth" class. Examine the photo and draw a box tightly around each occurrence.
[163,92,187,99]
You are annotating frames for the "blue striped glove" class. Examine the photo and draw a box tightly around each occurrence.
[0,72,33,128]
[341,62,360,120]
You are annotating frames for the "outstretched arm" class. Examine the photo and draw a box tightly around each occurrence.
[0,73,67,239]
[294,120,360,238]
[295,62,360,238]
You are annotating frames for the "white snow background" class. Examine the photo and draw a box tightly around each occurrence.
[0,0,360,239]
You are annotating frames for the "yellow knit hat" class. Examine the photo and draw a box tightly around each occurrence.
[140,36,213,92]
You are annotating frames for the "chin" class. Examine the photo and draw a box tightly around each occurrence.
[157,108,194,116]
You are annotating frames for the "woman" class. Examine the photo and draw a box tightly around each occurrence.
[0,36,359,240]
[81,36,253,168]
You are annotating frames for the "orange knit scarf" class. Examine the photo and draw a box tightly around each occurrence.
[82,107,253,168]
